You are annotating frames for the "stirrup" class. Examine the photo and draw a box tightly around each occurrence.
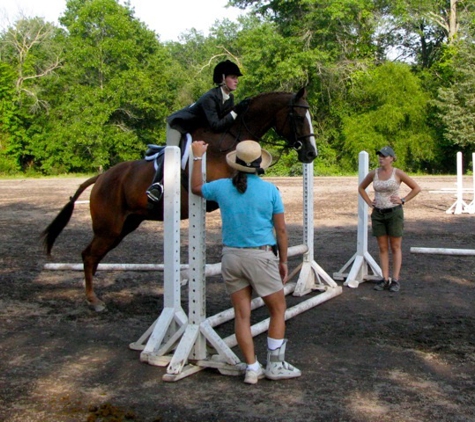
[146,182,164,203]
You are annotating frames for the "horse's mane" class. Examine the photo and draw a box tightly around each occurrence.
[252,91,291,101]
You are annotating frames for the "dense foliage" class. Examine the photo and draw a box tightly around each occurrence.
[1,0,474,175]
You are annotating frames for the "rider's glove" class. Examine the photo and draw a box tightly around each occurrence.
[233,98,251,115]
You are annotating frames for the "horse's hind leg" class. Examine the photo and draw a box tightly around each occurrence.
[82,235,117,312]
[82,215,144,312]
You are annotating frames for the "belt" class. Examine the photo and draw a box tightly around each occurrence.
[229,245,274,251]
[373,205,402,214]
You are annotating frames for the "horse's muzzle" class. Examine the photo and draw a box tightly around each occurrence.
[298,146,318,163]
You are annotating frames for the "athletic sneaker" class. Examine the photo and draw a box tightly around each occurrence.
[374,278,391,291]
[244,364,265,385]
[389,279,400,292]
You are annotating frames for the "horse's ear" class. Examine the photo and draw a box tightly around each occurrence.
[296,86,307,100]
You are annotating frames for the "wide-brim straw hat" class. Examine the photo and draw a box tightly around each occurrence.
[226,140,272,173]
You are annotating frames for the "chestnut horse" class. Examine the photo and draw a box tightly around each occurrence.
[42,88,317,311]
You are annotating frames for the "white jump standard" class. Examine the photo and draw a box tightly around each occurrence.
[467,152,475,213]
[333,151,382,287]
[133,146,342,382]
[446,151,473,215]
[129,147,188,361]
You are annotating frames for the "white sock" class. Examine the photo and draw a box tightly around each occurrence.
[267,337,284,351]
[247,360,260,371]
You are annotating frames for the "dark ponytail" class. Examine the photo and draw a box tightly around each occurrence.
[232,171,249,193]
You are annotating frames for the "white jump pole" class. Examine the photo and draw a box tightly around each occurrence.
[45,263,178,271]
[44,262,222,276]
[333,151,382,287]
[411,247,475,256]
[446,152,470,214]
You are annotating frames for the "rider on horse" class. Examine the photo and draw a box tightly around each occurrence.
[146,60,250,204]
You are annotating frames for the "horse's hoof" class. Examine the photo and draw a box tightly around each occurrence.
[87,300,107,312]
[94,303,107,312]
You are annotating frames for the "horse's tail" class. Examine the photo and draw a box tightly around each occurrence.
[41,175,100,255]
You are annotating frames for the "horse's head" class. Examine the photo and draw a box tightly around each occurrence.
[206,88,318,165]
[274,87,318,164]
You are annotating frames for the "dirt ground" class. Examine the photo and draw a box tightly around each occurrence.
[1,174,475,422]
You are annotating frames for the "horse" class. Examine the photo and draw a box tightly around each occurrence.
[42,87,318,311]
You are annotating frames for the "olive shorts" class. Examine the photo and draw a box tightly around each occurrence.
[371,205,404,237]
[221,247,283,297]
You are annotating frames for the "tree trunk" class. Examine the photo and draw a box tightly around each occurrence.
[449,0,458,42]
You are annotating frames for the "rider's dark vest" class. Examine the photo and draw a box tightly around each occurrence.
[167,87,235,134]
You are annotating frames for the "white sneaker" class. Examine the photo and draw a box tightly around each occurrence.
[265,340,302,380]
[244,364,265,385]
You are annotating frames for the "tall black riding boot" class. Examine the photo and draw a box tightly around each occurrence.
[146,161,164,204]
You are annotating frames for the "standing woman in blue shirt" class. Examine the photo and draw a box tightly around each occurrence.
[191,140,301,385]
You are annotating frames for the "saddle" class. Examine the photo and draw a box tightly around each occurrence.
[145,133,192,171]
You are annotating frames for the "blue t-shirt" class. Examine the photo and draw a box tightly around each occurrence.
[201,175,284,247]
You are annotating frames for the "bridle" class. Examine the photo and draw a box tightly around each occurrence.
[282,97,315,152]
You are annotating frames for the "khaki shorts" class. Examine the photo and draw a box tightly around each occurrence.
[221,247,283,297]
[371,205,404,237]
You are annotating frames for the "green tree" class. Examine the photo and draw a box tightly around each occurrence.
[0,17,64,172]
[164,15,249,113]
[230,0,383,61]
[0,62,25,173]
[382,0,456,68]
[339,62,435,171]
[0,17,63,110]
[435,40,475,150]
[30,0,175,174]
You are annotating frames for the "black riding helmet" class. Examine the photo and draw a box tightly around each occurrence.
[213,60,243,85]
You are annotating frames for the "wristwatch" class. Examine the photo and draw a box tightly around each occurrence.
[401,198,406,205]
